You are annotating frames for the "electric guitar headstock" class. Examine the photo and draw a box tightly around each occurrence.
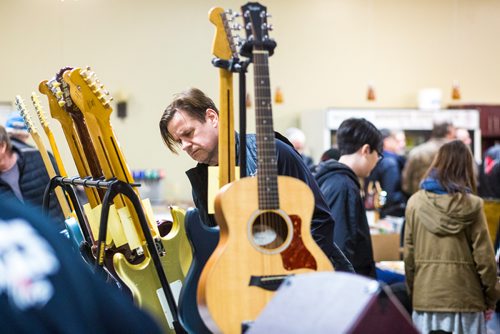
[15,95,39,138]
[240,2,277,58]
[209,7,240,62]
[40,76,70,125]
[31,92,51,133]
[64,66,113,121]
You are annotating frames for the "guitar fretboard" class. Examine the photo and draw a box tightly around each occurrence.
[254,48,279,210]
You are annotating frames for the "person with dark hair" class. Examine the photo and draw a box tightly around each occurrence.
[367,129,407,217]
[314,118,383,277]
[320,147,341,162]
[404,140,498,334]
[0,196,163,333]
[402,121,456,196]
[159,87,353,272]
[0,125,65,230]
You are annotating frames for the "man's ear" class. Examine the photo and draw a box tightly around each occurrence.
[360,143,371,155]
[205,108,218,127]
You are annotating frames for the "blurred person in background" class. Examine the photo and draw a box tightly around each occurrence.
[402,121,456,196]
[285,127,315,170]
[0,125,64,229]
[367,129,407,218]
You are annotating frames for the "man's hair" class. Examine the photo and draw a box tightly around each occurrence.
[0,125,13,152]
[336,118,382,156]
[422,139,476,194]
[431,121,452,138]
[159,88,218,153]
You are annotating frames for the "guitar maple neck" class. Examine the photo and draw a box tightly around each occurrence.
[60,78,106,184]
[253,48,279,210]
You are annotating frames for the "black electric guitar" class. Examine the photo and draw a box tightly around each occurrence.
[197,3,334,333]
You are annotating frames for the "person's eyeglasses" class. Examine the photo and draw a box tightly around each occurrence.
[375,150,384,161]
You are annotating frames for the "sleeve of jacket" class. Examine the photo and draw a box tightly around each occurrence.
[275,140,354,272]
[403,197,416,299]
[401,154,416,195]
[469,203,499,309]
[327,186,358,263]
[380,159,406,205]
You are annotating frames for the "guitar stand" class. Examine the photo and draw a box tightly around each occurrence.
[212,56,252,178]
[43,176,185,334]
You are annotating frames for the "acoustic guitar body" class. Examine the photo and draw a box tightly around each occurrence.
[198,176,333,333]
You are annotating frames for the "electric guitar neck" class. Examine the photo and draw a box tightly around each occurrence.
[15,95,72,220]
[210,7,238,186]
[31,92,68,178]
[39,77,102,209]
[63,67,160,247]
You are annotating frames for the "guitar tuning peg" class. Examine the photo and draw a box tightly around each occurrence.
[58,100,65,107]
[268,24,274,31]
[231,23,242,30]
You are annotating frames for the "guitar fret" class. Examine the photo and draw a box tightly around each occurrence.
[253,48,280,210]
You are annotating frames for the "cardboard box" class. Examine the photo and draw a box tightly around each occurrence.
[371,233,401,262]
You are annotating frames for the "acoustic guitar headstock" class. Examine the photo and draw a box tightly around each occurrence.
[240,2,277,58]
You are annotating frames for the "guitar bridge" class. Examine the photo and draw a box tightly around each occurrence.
[248,274,292,291]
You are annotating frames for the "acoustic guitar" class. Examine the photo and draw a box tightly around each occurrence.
[62,67,189,332]
[197,3,333,333]
[177,7,238,334]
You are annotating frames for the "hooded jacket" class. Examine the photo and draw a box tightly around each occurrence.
[314,159,376,278]
[404,190,498,312]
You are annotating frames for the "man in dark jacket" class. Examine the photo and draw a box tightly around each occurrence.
[315,118,382,278]
[159,87,353,272]
[367,129,407,217]
[0,125,65,230]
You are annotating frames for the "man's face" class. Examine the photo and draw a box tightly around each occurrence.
[166,109,219,165]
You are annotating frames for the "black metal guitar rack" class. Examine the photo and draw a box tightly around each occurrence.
[43,176,185,334]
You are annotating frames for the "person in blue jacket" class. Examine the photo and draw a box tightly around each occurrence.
[366,128,407,218]
[0,196,162,334]
[314,118,383,278]
[159,87,353,272]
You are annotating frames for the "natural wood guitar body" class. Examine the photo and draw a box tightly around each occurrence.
[198,176,333,333]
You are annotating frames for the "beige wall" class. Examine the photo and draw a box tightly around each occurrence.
[1,0,500,202]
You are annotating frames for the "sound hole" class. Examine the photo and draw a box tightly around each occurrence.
[251,211,289,250]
